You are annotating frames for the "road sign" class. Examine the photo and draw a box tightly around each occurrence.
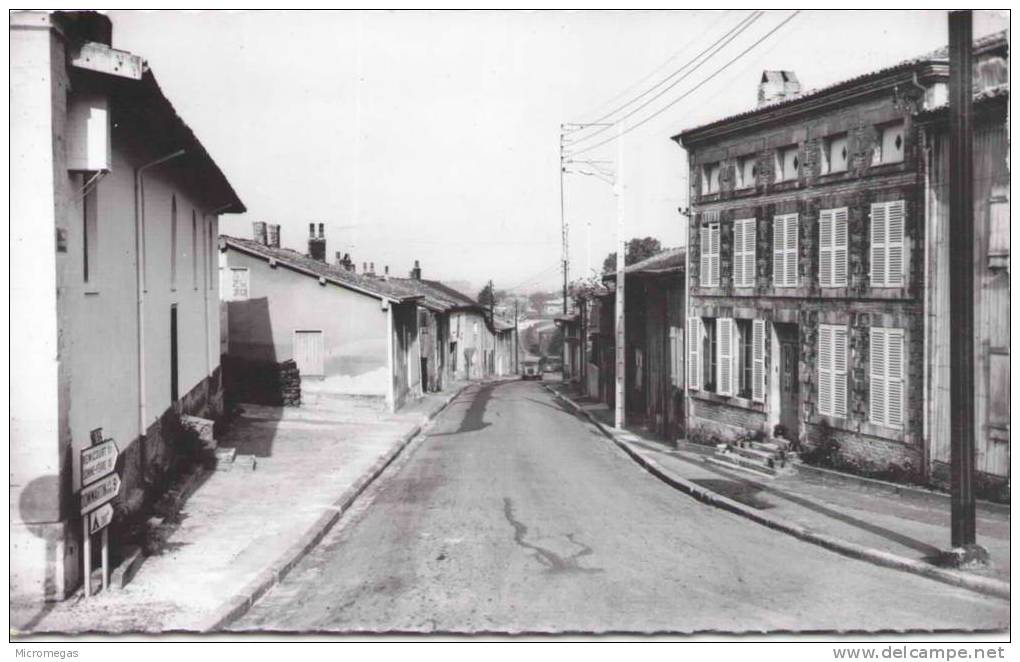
[80,472,120,514]
[87,503,114,535]
[81,439,119,486]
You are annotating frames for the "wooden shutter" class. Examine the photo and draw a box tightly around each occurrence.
[819,210,833,287]
[710,223,720,287]
[885,329,904,426]
[745,219,756,286]
[832,207,848,287]
[870,203,888,286]
[717,318,734,396]
[773,215,785,286]
[869,328,886,424]
[687,317,701,389]
[700,225,711,287]
[886,201,905,286]
[832,325,848,418]
[733,220,744,286]
[785,214,798,286]
[818,325,833,416]
[734,218,756,287]
[752,319,766,402]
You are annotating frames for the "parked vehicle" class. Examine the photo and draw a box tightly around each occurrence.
[522,359,542,380]
[543,357,562,373]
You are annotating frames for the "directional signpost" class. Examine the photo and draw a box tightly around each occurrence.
[81,428,120,597]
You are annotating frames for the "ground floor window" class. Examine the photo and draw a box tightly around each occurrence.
[702,318,717,392]
[737,319,753,398]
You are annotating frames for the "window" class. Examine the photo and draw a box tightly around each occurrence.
[82,173,98,286]
[736,155,756,189]
[873,121,905,165]
[870,200,905,287]
[869,327,904,427]
[704,318,717,392]
[192,210,198,290]
[818,324,848,418]
[669,326,684,387]
[819,207,849,287]
[717,318,735,396]
[700,222,720,287]
[702,162,720,194]
[732,218,756,287]
[775,145,799,182]
[989,351,1009,428]
[224,267,250,301]
[634,347,644,391]
[687,317,702,390]
[170,194,178,290]
[751,319,766,403]
[988,187,1008,268]
[822,133,848,174]
[773,213,799,287]
[736,319,753,398]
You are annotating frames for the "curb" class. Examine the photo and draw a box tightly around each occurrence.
[200,383,472,631]
[544,384,1010,602]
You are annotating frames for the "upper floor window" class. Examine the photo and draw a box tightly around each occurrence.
[819,207,849,288]
[822,133,849,174]
[736,155,756,189]
[873,121,905,165]
[221,266,250,301]
[775,145,799,182]
[170,194,178,290]
[702,162,721,195]
[732,218,756,287]
[869,327,904,428]
[700,222,720,287]
[773,213,799,287]
[870,200,905,287]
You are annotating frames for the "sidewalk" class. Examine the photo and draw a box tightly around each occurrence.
[11,381,471,634]
[547,383,1010,597]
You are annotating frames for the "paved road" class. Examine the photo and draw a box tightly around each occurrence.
[234,380,1008,634]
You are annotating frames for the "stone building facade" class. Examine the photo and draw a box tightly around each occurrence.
[675,56,956,480]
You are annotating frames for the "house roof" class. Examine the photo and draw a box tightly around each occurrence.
[221,235,420,303]
[674,30,1008,146]
[603,247,686,282]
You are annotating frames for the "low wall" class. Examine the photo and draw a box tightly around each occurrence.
[222,355,301,407]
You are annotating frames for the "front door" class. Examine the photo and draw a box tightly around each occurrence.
[779,336,800,441]
[293,330,325,378]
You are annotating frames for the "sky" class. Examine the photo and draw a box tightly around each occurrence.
[109,10,1007,296]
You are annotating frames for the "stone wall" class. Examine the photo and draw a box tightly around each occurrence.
[222,355,302,407]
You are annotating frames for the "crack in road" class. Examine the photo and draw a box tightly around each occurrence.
[502,497,602,574]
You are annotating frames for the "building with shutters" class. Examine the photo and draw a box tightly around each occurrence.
[220,225,424,412]
[674,51,965,480]
[11,11,244,600]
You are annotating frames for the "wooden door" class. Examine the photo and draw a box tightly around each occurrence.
[294,330,325,378]
[779,338,799,440]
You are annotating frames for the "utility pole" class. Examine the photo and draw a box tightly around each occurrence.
[614,123,626,430]
[514,298,519,374]
[947,10,983,558]
[559,124,569,380]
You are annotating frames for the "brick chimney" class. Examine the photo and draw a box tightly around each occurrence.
[308,222,326,262]
[267,224,280,248]
[253,221,268,245]
[368,262,376,277]
[757,70,800,108]
[410,259,422,280]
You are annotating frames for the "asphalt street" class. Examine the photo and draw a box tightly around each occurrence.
[233,379,1008,634]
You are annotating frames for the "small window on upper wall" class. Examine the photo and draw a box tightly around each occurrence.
[822,133,848,174]
[736,155,756,189]
[702,162,721,194]
[874,121,905,165]
[775,145,799,182]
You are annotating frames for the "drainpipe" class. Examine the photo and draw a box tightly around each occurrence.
[134,149,185,461]
[386,302,395,413]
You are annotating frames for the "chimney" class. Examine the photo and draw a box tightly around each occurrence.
[368,262,376,277]
[362,262,368,274]
[410,259,422,280]
[267,224,280,248]
[383,265,389,279]
[253,221,268,246]
[757,70,800,108]
[308,222,326,262]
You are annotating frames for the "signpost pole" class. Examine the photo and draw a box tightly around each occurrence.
[102,528,110,591]
[83,520,91,597]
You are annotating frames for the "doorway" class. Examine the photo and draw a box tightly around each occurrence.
[774,323,800,441]
[293,330,325,378]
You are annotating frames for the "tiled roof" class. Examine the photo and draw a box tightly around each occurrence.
[675,30,1008,143]
[390,277,481,312]
[221,235,419,302]
[604,247,686,281]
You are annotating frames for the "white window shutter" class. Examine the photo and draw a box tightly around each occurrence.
[886,329,904,426]
[818,325,833,416]
[745,219,756,287]
[752,319,766,402]
[886,201,905,286]
[786,214,798,286]
[819,210,833,287]
[773,215,785,286]
[870,328,886,424]
[717,318,733,396]
[833,208,848,287]
[710,224,721,287]
[687,317,701,390]
[669,327,678,387]
[871,203,887,286]
[733,221,744,287]
[832,326,848,418]
[700,225,711,286]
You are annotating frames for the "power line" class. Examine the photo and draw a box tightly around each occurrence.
[568,11,801,158]
[564,10,764,150]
